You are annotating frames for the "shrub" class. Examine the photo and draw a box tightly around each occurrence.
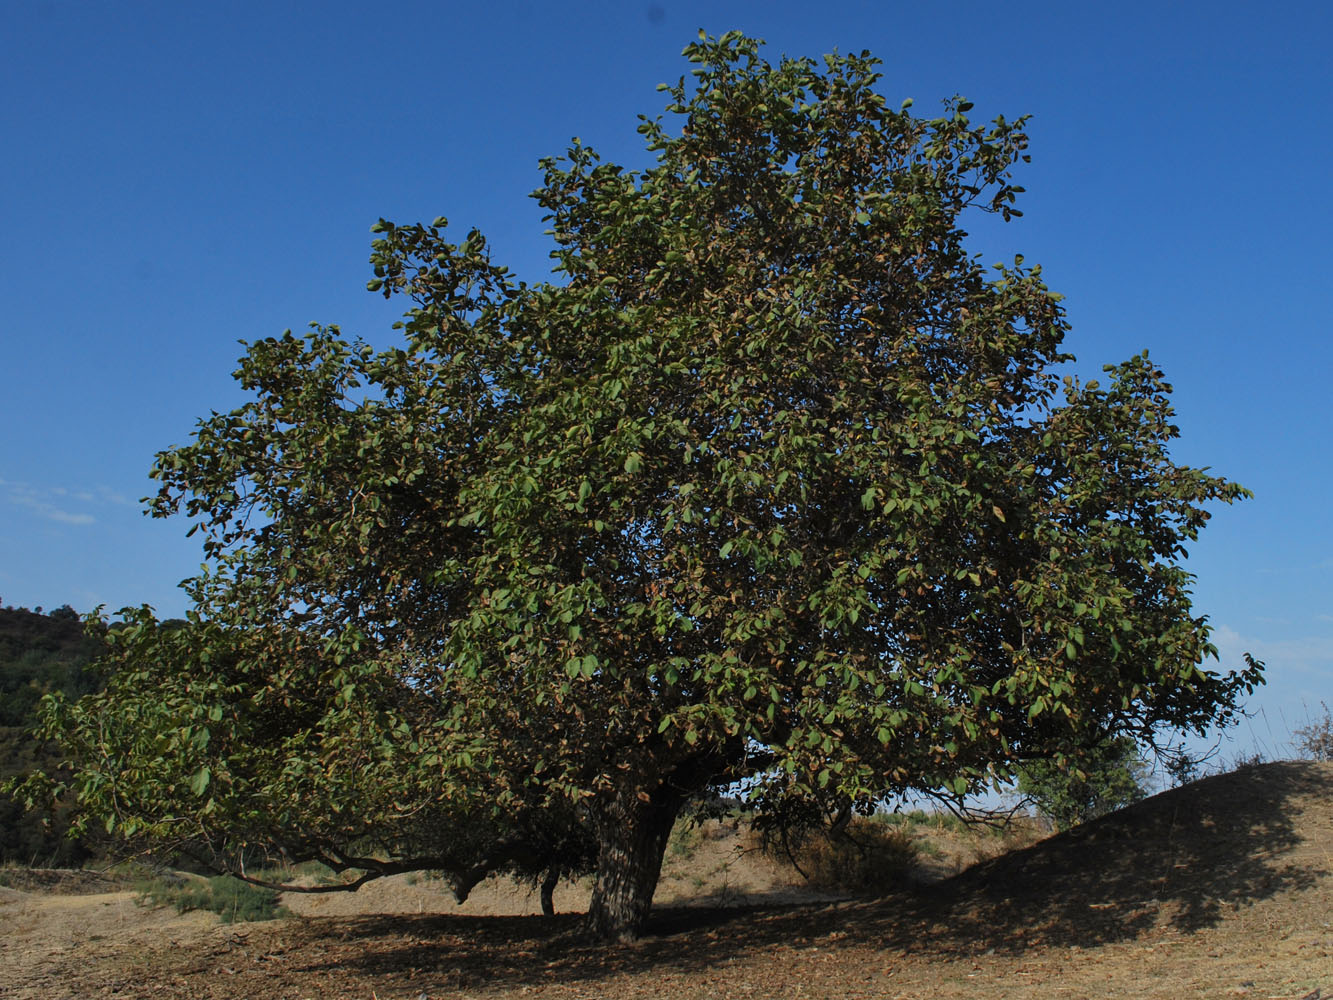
[667,820,703,860]
[1294,702,1333,762]
[759,817,920,896]
[1017,736,1149,830]
[135,872,288,923]
[1162,749,1203,786]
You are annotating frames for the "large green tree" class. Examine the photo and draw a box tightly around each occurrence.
[24,33,1261,939]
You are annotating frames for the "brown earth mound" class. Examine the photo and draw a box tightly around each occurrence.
[922,758,1331,948]
[3,760,1330,999]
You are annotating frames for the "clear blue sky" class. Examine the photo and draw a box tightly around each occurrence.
[2,1,1328,761]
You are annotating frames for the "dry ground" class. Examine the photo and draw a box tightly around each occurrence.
[3,761,1330,999]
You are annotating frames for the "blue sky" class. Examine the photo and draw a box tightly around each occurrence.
[2,1,1329,761]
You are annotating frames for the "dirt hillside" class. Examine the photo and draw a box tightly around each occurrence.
[2,760,1329,999]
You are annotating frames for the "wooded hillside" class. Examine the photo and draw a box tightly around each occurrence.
[0,605,104,864]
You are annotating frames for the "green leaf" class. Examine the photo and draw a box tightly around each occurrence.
[190,767,211,797]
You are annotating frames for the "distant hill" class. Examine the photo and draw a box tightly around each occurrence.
[0,605,103,727]
[0,605,106,865]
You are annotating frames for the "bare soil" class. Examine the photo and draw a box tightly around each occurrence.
[3,760,1330,999]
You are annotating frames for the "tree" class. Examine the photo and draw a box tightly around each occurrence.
[20,33,1263,940]
[1016,735,1149,830]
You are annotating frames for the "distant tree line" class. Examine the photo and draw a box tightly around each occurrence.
[0,604,105,865]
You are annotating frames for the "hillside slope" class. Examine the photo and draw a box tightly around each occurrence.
[904,759,1331,948]
[3,761,1330,999]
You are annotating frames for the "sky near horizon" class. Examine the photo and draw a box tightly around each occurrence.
[1,1,1329,761]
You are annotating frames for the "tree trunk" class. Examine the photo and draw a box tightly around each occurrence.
[540,868,558,917]
[585,786,682,941]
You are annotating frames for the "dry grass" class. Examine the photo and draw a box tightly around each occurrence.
[3,760,1330,999]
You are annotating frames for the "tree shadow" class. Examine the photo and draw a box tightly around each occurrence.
[283,761,1331,991]
[871,759,1330,955]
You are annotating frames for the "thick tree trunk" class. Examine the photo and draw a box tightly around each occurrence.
[585,786,682,941]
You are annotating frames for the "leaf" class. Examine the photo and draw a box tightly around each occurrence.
[190,767,211,797]
[624,452,643,474]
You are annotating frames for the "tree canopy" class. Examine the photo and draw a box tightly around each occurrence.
[21,33,1262,939]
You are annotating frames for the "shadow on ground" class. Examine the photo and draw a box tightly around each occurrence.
[882,758,1330,953]
[269,761,1331,994]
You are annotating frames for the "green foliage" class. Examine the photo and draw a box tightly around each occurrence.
[668,821,702,860]
[0,607,103,728]
[135,872,288,923]
[1016,736,1149,830]
[0,607,104,865]
[17,33,1263,938]
[881,808,971,836]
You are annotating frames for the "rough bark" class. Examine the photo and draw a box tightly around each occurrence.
[585,785,683,941]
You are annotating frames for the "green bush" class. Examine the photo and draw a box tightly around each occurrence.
[1016,736,1148,830]
[134,872,288,922]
